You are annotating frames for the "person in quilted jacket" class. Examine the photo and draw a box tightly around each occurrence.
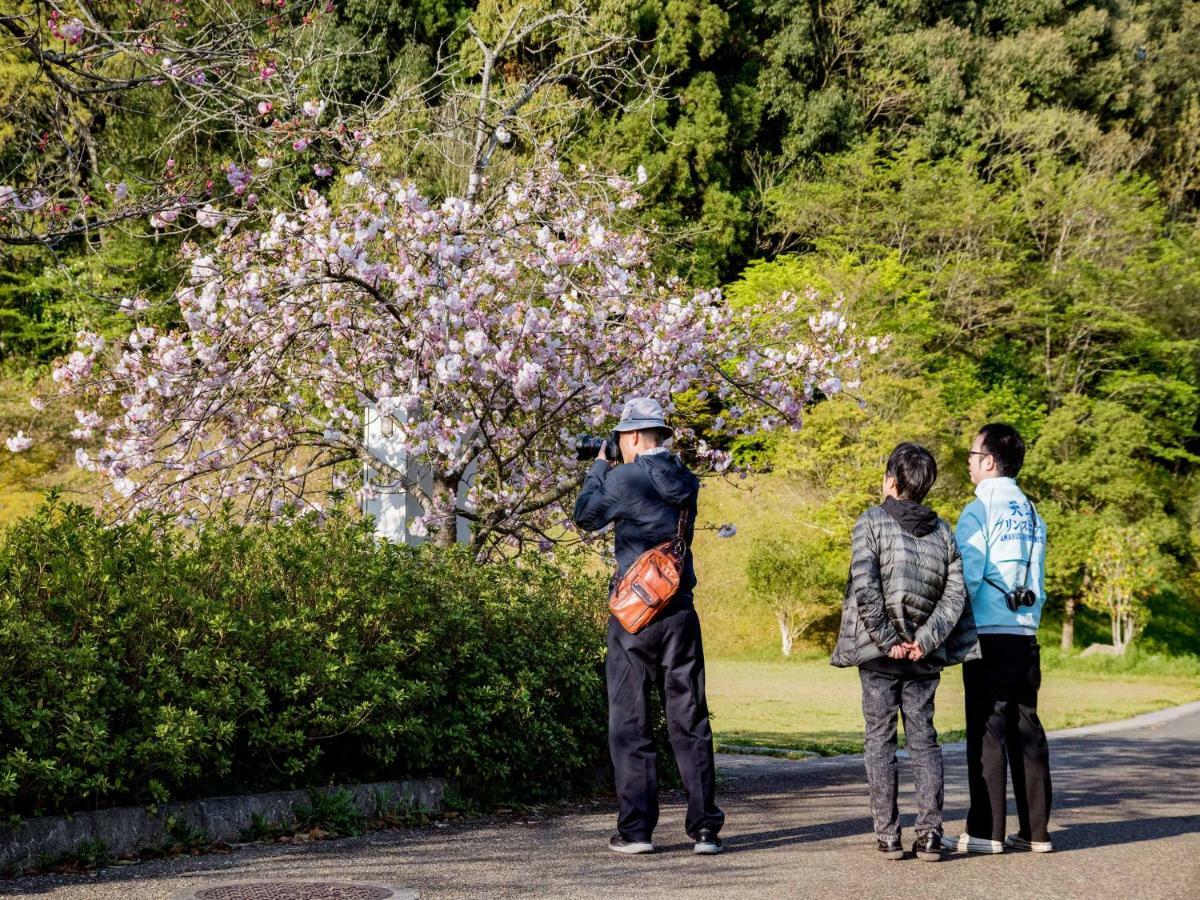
[832,442,979,862]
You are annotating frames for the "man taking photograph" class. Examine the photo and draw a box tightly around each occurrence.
[573,397,724,857]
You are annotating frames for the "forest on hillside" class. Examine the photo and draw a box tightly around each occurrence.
[3,1,1198,655]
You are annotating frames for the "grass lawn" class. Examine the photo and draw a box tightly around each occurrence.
[705,656,1200,755]
[1,374,103,524]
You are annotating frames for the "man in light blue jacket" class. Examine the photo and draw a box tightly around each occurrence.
[950,423,1054,855]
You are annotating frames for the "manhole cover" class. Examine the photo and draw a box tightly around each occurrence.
[175,884,416,900]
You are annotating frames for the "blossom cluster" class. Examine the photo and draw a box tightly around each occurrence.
[3,3,342,247]
[24,157,872,547]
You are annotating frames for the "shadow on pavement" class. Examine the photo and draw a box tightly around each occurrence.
[1049,815,1200,852]
[662,815,870,854]
[709,809,1200,859]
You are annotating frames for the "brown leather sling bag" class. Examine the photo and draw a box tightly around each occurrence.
[609,507,689,634]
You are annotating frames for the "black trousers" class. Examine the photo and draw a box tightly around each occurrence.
[963,634,1053,843]
[606,605,724,842]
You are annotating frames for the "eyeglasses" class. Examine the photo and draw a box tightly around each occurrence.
[967,450,992,460]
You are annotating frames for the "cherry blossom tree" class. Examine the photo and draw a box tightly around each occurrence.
[4,4,876,554]
[33,151,870,552]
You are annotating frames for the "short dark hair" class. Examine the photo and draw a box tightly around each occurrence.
[886,442,937,503]
[636,427,670,446]
[977,423,1025,477]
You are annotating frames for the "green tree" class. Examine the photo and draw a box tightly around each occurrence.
[748,532,845,657]
[1082,524,1160,652]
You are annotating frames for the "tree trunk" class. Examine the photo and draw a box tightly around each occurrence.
[776,611,794,658]
[432,475,459,548]
[1111,612,1120,651]
[1120,613,1135,653]
[1061,595,1075,651]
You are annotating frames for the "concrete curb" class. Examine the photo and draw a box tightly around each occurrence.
[1044,699,1200,738]
[714,743,819,760]
[715,700,1200,764]
[0,778,444,874]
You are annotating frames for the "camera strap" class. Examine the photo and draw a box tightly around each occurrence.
[669,506,690,558]
[981,499,1039,595]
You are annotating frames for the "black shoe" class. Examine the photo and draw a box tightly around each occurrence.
[694,827,723,855]
[608,833,655,854]
[913,832,942,862]
[877,835,904,860]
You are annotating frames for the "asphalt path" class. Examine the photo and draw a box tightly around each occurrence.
[5,703,1199,899]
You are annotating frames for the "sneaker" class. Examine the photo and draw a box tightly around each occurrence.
[1005,834,1053,853]
[694,828,723,855]
[947,833,1004,854]
[876,835,904,860]
[913,832,942,862]
[608,833,655,854]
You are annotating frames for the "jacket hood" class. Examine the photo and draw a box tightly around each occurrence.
[882,496,939,537]
[637,452,700,507]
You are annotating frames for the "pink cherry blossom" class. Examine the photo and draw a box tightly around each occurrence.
[225,163,251,192]
[5,432,33,453]
[196,204,223,228]
[60,19,85,45]
[43,155,873,551]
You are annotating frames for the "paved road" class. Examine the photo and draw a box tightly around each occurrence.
[5,705,1199,899]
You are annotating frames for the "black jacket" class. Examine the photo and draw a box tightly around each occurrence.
[572,451,700,604]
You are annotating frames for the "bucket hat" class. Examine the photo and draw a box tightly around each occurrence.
[614,397,673,437]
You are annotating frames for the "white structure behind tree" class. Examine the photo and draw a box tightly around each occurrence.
[362,404,473,545]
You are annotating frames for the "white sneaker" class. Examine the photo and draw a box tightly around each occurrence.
[608,834,655,854]
[948,833,1005,854]
[694,828,723,855]
[1005,834,1053,853]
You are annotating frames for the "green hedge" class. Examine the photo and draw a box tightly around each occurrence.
[0,499,610,819]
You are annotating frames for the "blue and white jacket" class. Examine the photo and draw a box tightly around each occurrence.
[954,477,1047,636]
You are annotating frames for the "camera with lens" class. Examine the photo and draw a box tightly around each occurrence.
[1004,586,1038,612]
[575,430,622,463]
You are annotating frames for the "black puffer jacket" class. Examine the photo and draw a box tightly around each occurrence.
[572,451,699,604]
[831,505,980,668]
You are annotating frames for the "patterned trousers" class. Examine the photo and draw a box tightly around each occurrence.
[859,668,944,839]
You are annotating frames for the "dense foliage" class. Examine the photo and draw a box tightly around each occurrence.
[3,0,1199,654]
[739,139,1200,654]
[0,498,610,819]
